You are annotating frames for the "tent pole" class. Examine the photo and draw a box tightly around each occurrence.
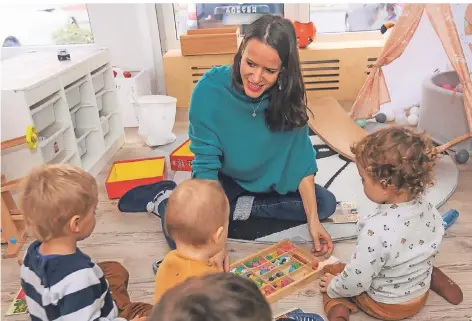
[436,133,472,153]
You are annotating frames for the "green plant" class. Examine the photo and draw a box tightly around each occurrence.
[52,24,94,45]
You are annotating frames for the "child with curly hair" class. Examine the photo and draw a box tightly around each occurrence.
[319,127,463,321]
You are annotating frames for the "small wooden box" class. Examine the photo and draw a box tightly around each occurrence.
[170,139,194,172]
[230,239,339,303]
[180,27,241,56]
[105,157,167,199]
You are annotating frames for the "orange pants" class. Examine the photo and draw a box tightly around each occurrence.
[323,263,428,321]
[98,261,153,320]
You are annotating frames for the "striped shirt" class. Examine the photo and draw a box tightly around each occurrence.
[20,240,126,321]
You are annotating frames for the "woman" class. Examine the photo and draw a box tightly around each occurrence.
[155,14,337,267]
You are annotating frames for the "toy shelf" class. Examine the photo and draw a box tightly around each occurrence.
[1,49,125,180]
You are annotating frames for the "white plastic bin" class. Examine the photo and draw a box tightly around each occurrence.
[96,95,103,111]
[39,125,66,162]
[132,95,177,146]
[92,73,105,93]
[100,116,110,136]
[65,86,81,109]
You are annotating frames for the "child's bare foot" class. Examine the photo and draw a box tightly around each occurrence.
[430,266,463,305]
[327,304,350,321]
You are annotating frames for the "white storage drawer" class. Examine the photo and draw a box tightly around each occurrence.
[39,125,68,163]
[100,116,110,136]
[78,138,87,157]
[65,86,81,109]
[92,73,105,93]
[96,95,103,111]
[30,94,61,132]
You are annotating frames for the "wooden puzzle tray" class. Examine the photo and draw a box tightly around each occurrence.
[230,239,339,303]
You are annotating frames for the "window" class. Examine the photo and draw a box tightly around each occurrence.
[172,3,284,39]
[0,4,93,47]
[310,3,403,33]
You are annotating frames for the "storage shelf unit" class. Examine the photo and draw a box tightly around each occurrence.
[1,49,125,180]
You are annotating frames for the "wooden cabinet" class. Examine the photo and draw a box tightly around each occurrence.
[163,37,384,108]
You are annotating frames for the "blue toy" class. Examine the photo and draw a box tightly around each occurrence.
[280,313,325,321]
[355,119,367,128]
[10,237,17,244]
[442,209,459,230]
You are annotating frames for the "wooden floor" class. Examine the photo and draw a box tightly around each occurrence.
[1,125,471,321]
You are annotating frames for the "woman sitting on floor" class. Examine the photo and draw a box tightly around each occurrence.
[152,14,337,267]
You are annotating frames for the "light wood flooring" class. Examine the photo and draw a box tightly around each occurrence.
[2,124,471,321]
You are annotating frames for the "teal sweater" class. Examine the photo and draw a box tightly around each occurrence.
[188,65,317,195]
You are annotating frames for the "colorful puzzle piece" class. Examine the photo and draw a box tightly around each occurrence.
[273,276,293,289]
[265,249,285,260]
[231,266,247,275]
[279,242,296,252]
[262,285,276,297]
[244,256,267,268]
[288,262,303,273]
[256,262,276,276]
[266,271,285,282]
[272,255,291,266]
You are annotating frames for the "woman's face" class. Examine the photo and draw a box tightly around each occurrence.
[240,38,282,99]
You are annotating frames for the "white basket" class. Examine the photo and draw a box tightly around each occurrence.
[100,116,110,136]
[30,95,60,132]
[77,138,87,157]
[92,74,105,93]
[39,125,66,163]
[133,95,177,146]
[96,95,103,111]
[65,86,81,109]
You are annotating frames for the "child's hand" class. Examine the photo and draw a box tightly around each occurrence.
[319,272,335,293]
[130,316,147,321]
[209,248,230,272]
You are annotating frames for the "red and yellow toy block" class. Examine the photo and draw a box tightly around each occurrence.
[170,139,194,172]
[105,157,167,199]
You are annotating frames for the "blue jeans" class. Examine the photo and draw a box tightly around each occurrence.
[160,173,337,249]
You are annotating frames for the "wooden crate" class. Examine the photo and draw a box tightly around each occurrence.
[230,239,339,303]
[180,27,241,56]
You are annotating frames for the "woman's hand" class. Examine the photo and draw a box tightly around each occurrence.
[309,221,334,258]
[298,174,334,258]
[209,247,230,272]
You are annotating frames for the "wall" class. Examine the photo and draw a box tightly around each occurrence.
[1,4,166,95]
[87,3,164,94]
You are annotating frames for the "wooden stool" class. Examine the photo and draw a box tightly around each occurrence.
[1,134,33,259]
[1,174,26,259]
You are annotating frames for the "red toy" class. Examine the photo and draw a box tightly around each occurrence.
[293,21,316,48]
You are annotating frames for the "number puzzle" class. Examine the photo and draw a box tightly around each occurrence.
[230,239,339,303]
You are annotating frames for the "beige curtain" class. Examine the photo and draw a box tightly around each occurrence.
[350,4,426,119]
[426,4,472,136]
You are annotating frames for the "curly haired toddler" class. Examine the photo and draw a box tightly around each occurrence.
[319,127,463,321]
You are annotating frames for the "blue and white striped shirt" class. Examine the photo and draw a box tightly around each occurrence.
[20,240,126,321]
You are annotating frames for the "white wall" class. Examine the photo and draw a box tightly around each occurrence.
[88,3,164,95]
[1,4,166,95]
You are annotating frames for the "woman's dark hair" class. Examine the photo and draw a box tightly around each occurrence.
[150,272,272,321]
[232,14,309,132]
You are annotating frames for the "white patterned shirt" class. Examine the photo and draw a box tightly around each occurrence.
[328,198,445,304]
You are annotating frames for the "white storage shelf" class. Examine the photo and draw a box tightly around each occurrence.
[1,49,125,180]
